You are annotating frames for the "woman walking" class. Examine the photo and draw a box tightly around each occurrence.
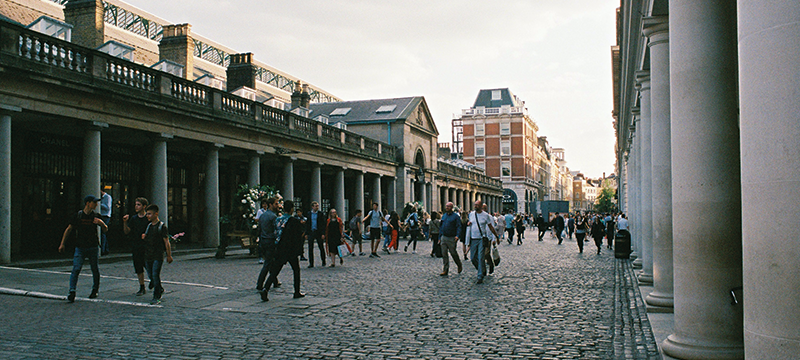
[574,214,587,253]
[388,211,400,252]
[429,211,441,258]
[514,214,526,244]
[591,215,606,255]
[325,208,345,267]
[459,210,469,260]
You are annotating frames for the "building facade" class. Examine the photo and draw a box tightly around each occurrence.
[613,1,800,358]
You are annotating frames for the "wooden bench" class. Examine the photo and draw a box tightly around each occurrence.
[227,230,257,254]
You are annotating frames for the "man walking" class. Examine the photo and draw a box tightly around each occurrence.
[553,212,565,245]
[348,209,365,256]
[58,195,108,302]
[438,202,462,276]
[142,204,173,304]
[262,200,305,301]
[466,200,499,284]
[567,214,575,239]
[305,201,327,268]
[257,197,280,301]
[504,211,515,244]
[363,203,388,258]
[99,186,112,255]
[123,197,150,296]
[535,213,548,242]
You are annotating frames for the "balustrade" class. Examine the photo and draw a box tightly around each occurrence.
[17,29,88,73]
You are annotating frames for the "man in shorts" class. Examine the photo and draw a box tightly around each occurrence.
[123,197,150,296]
[362,203,388,258]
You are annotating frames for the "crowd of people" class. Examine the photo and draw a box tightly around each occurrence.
[58,189,629,304]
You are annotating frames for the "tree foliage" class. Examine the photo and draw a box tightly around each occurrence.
[594,187,616,213]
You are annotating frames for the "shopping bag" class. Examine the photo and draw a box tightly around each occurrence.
[338,244,350,258]
[492,246,501,266]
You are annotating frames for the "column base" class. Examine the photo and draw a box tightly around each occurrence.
[632,257,642,269]
[662,334,743,360]
[630,251,639,261]
[637,272,653,285]
[645,291,674,311]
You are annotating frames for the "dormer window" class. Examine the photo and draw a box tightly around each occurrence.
[330,107,351,116]
[376,105,396,113]
[491,90,502,101]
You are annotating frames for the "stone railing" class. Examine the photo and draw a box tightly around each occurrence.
[437,161,503,190]
[461,106,527,117]
[0,20,395,162]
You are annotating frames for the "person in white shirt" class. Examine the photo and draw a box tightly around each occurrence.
[616,214,629,231]
[466,201,499,284]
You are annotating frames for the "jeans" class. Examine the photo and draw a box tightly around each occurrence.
[145,259,164,299]
[383,228,392,248]
[100,216,110,254]
[440,236,462,273]
[257,243,277,290]
[469,238,485,280]
[69,247,100,292]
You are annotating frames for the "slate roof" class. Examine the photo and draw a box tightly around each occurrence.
[472,88,524,108]
[309,97,423,124]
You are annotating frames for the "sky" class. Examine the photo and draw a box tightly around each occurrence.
[124,0,619,178]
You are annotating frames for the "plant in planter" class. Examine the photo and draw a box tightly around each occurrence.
[216,184,278,258]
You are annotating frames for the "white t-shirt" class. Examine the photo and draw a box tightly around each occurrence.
[467,211,494,244]
[617,218,629,230]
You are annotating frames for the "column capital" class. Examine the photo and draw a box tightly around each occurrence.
[0,104,21,113]
[151,133,173,141]
[643,16,669,44]
[88,121,109,130]
[635,70,651,90]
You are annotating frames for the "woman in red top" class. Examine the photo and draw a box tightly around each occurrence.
[325,208,345,267]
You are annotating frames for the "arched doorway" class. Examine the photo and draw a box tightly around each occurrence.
[503,189,517,213]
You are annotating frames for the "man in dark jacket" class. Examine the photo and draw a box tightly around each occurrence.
[535,214,548,241]
[263,200,305,301]
[305,201,327,268]
[553,212,565,245]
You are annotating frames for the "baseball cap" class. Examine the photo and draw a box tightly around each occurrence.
[83,195,101,203]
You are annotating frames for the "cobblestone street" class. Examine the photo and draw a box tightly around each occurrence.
[0,231,659,359]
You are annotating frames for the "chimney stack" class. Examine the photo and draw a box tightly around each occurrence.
[290,81,303,109]
[300,83,311,108]
[159,24,194,79]
[64,0,104,49]
[226,53,256,92]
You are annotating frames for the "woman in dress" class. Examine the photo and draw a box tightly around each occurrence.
[325,208,345,267]
[388,211,400,252]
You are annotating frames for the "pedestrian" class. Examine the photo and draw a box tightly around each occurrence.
[348,209,365,256]
[592,215,606,255]
[382,209,392,253]
[605,213,615,249]
[494,212,506,243]
[363,203,388,258]
[575,214,588,253]
[459,210,469,260]
[438,202,462,276]
[325,208,345,267]
[255,199,269,264]
[58,195,108,302]
[122,197,150,296]
[536,213,548,241]
[515,214,525,244]
[466,200,499,284]
[99,186,112,255]
[504,211,515,244]
[567,214,575,239]
[142,204,173,304]
[305,201,327,268]
[553,212,565,245]
[256,197,280,300]
[404,209,421,254]
[616,213,629,231]
[388,211,400,252]
[261,200,305,301]
[429,211,442,258]
[421,212,431,241]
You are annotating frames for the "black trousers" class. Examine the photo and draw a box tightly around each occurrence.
[407,228,420,250]
[555,227,564,244]
[266,256,301,294]
[576,233,586,252]
[256,243,276,290]
[307,230,326,266]
[506,228,515,243]
[538,228,547,241]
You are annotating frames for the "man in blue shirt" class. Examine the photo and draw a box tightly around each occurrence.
[99,186,112,255]
[504,211,515,244]
[438,202,462,276]
[363,202,388,258]
[305,201,327,268]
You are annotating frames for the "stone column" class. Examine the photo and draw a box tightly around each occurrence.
[82,122,106,202]
[629,115,641,264]
[420,181,428,212]
[335,168,345,216]
[0,111,12,263]
[248,152,261,187]
[643,17,674,310]
[635,71,653,285]
[282,158,294,201]
[204,144,222,248]
[355,170,364,213]
[738,2,800,358]
[387,177,397,212]
[152,134,171,227]
[372,175,382,210]
[310,163,321,204]
[661,1,743,358]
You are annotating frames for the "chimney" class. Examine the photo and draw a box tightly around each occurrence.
[226,53,256,92]
[290,81,303,109]
[158,24,194,79]
[300,83,311,108]
[64,0,104,49]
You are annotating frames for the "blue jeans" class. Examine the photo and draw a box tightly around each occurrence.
[145,260,164,299]
[383,228,391,248]
[469,239,485,280]
[69,247,100,292]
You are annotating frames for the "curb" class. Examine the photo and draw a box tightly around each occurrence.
[0,286,162,308]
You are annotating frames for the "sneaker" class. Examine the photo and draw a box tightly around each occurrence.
[359,252,367,256]
[372,252,380,258]
[88,289,98,299]
[476,278,484,284]
[404,246,408,252]
[150,298,161,305]
[457,264,463,274]
[412,250,417,254]
[258,258,264,264]
[273,282,282,288]
[351,253,356,257]
[258,289,269,302]
[136,287,146,296]
[369,253,375,258]
[67,291,76,303]
[293,292,306,299]
[383,248,390,254]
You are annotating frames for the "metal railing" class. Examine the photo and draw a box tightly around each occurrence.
[0,20,395,162]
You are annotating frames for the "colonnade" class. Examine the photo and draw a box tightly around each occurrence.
[621,2,800,358]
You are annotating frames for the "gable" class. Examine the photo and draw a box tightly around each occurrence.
[407,98,439,137]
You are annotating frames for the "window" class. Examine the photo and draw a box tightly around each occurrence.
[476,161,485,170]
[500,121,510,135]
[491,90,501,101]
[500,140,511,156]
[501,161,511,177]
[475,123,485,137]
[330,107,351,116]
[376,105,397,113]
[475,141,485,158]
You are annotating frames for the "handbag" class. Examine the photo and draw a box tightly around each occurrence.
[492,246,501,266]
[337,244,350,258]
[472,212,489,244]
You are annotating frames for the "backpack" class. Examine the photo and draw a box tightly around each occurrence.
[349,216,359,231]
[407,214,418,229]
